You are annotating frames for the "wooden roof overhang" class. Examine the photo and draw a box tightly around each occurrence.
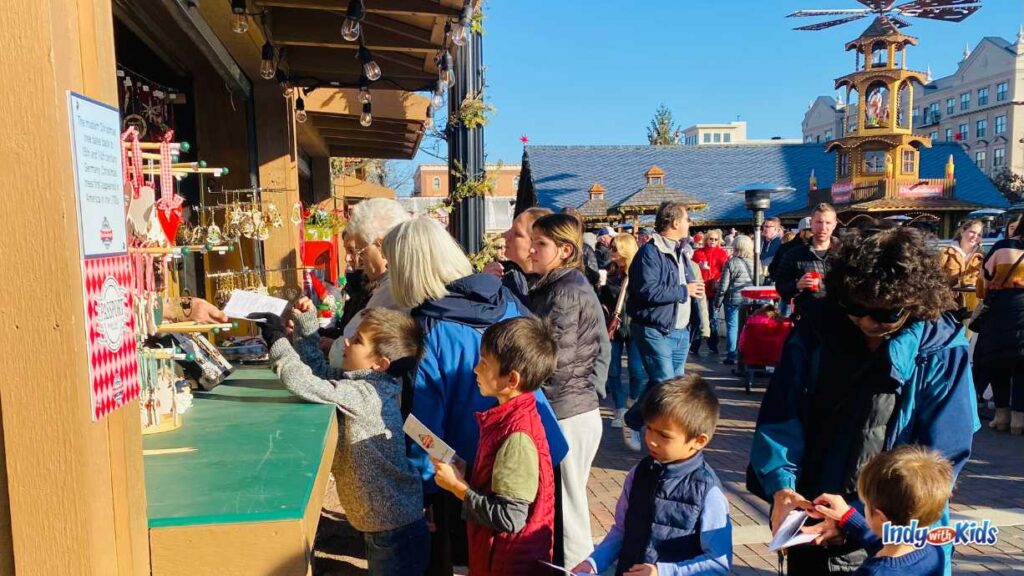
[197,0,461,159]
[825,133,931,153]
[612,185,708,216]
[836,197,987,213]
[300,88,429,159]
[845,17,918,52]
[834,69,928,91]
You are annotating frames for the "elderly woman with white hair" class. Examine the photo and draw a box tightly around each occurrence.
[382,216,567,574]
[327,198,411,368]
[713,234,758,365]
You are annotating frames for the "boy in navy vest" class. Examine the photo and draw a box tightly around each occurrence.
[575,375,732,575]
[803,446,951,576]
[432,317,558,575]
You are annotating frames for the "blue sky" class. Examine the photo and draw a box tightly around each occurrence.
[400,0,1021,190]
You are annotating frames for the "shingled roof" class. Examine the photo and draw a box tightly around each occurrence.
[519,142,1007,225]
[577,183,611,220]
[613,183,707,213]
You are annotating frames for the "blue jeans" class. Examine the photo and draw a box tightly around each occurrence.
[607,337,649,409]
[364,517,430,575]
[724,304,741,361]
[625,325,691,430]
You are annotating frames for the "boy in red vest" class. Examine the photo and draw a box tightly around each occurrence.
[432,317,557,575]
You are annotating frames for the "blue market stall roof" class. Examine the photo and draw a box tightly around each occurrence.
[517,143,1008,225]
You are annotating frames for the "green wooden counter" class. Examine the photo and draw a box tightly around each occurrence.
[143,366,338,576]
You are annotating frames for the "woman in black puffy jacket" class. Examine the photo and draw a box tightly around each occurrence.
[528,212,605,568]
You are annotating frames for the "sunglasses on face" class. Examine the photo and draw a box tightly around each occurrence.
[842,301,908,324]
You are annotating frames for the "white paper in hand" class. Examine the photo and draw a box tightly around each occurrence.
[768,510,818,552]
[223,290,289,322]
[538,560,587,575]
[403,414,458,464]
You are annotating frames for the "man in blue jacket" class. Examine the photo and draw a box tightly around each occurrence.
[749,225,978,575]
[622,201,706,450]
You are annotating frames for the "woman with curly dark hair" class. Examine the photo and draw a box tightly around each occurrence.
[750,225,978,575]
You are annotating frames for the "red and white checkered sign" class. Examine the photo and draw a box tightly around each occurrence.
[83,255,139,420]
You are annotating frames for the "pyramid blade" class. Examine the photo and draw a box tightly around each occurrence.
[788,9,872,17]
[793,14,869,31]
[898,4,981,22]
[854,0,896,10]
[894,0,980,10]
[890,14,913,27]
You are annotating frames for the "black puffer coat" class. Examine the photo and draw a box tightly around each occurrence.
[528,267,603,420]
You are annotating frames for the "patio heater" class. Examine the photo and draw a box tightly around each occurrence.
[728,183,794,284]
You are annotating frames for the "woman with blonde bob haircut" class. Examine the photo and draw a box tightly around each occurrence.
[600,233,649,429]
[381,216,567,574]
[528,212,606,567]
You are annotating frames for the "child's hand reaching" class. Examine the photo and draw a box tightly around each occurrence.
[801,493,851,545]
[623,564,658,576]
[570,560,596,574]
[432,458,469,500]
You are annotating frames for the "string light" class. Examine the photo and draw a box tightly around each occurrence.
[424,103,434,129]
[276,70,293,97]
[358,75,372,104]
[360,102,373,127]
[358,45,382,81]
[295,95,307,123]
[438,50,453,87]
[451,3,473,46]
[231,0,249,34]
[432,86,443,109]
[259,41,276,80]
[341,0,364,42]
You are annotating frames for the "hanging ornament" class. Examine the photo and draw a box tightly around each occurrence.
[290,202,303,225]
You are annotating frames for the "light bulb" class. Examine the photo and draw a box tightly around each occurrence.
[439,70,452,89]
[231,13,249,34]
[359,87,372,104]
[260,42,276,80]
[363,61,381,81]
[360,112,372,127]
[432,90,443,109]
[295,109,308,123]
[341,18,360,41]
[424,115,433,129]
[281,84,293,98]
[451,22,467,46]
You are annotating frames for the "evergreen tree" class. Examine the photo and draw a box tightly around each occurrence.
[991,167,1024,203]
[647,104,680,146]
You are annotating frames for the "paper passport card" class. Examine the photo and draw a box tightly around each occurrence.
[768,510,818,552]
[403,414,458,464]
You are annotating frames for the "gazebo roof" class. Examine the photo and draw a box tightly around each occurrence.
[613,183,707,213]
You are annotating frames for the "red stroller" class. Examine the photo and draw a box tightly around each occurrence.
[737,287,793,393]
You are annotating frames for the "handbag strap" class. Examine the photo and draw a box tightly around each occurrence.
[738,257,755,284]
[613,277,629,318]
[993,250,1024,290]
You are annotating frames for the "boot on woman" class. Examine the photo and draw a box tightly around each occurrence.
[990,408,1011,432]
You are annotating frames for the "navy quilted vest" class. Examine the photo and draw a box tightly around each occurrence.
[616,453,720,575]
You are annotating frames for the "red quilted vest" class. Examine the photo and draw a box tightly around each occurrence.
[467,392,555,575]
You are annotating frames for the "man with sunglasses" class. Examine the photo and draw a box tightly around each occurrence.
[750,225,978,575]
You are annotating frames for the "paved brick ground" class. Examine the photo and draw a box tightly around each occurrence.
[312,349,1024,574]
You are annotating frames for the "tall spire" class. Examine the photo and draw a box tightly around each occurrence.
[961,42,971,63]
[1017,25,1024,53]
[925,65,932,84]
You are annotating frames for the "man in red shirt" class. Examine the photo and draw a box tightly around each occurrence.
[692,229,730,355]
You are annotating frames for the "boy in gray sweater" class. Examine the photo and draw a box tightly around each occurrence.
[250,303,427,575]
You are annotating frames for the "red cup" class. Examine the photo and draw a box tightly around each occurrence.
[806,271,822,293]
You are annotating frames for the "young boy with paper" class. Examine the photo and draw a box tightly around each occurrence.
[574,375,732,576]
[249,302,428,575]
[802,446,952,576]
[431,317,558,576]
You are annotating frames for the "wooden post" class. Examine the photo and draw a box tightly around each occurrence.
[255,85,302,291]
[0,0,149,573]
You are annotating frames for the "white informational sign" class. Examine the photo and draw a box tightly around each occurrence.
[68,92,128,257]
[223,290,290,321]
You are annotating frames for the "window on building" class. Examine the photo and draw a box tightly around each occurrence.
[650,176,663,185]
[945,127,953,142]
[839,152,850,177]
[929,130,938,140]
[926,102,940,124]
[703,133,711,143]
[994,147,1006,168]
[713,133,721,143]
[976,119,987,138]
[996,82,1008,102]
[724,133,732,143]
[958,123,968,141]
[960,92,970,111]
[975,150,986,170]
[902,150,915,173]
[432,176,441,189]
[912,107,920,123]
[824,130,832,141]
[864,150,886,174]
[513,176,520,189]
[978,87,989,106]
[946,98,955,116]
[806,136,814,143]
[996,115,1006,135]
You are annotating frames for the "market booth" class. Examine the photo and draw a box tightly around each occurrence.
[0,0,452,574]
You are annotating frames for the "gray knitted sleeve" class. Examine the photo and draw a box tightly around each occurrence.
[270,339,370,418]
[291,309,346,381]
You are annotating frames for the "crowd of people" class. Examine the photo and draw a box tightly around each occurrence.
[238,195,1022,575]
